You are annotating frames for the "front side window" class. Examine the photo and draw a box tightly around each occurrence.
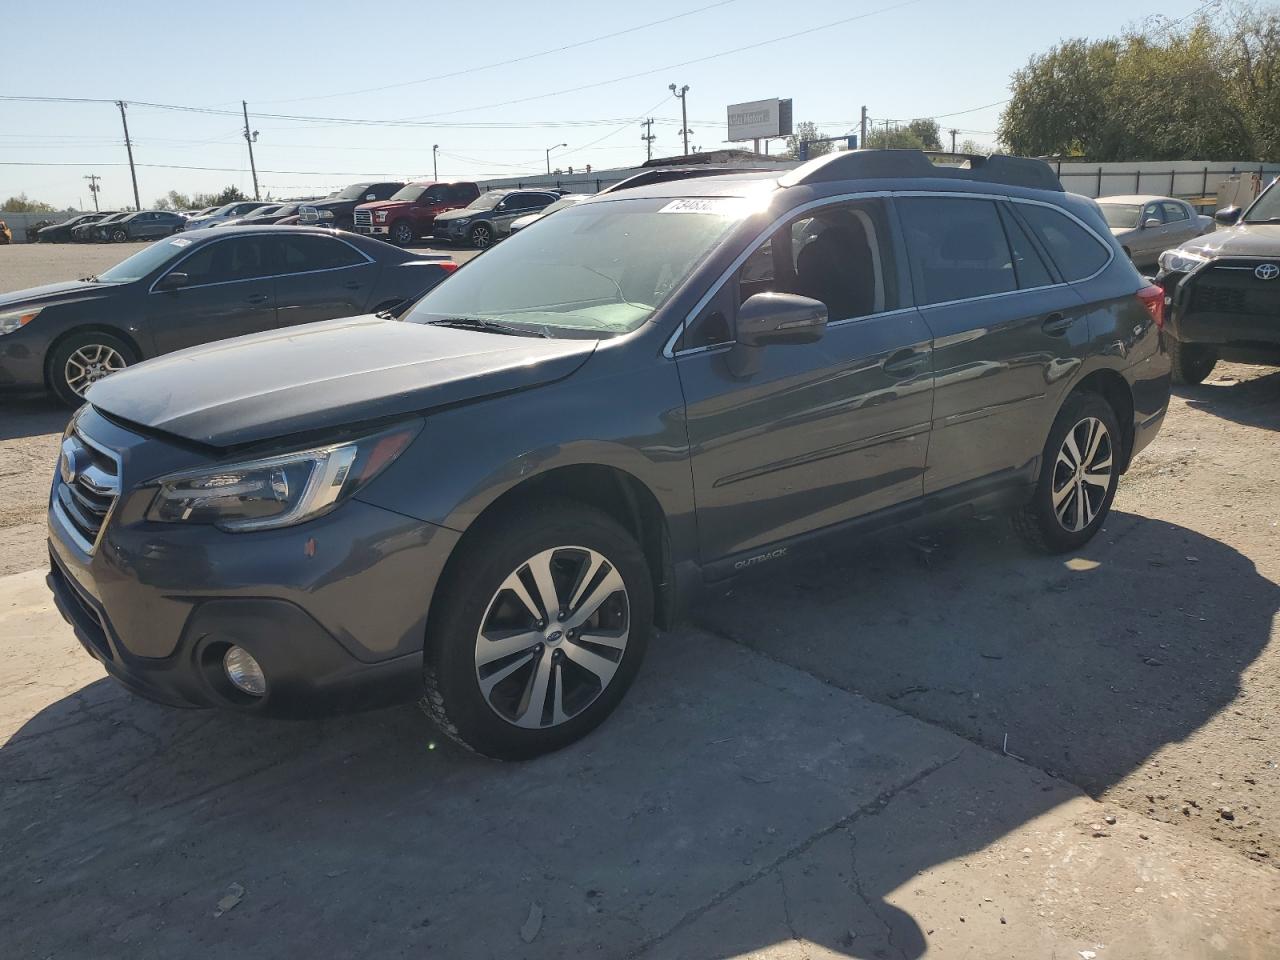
[898,197,1015,305]
[1142,203,1165,224]
[169,237,272,286]
[1016,203,1111,282]
[279,235,366,272]
[404,197,742,338]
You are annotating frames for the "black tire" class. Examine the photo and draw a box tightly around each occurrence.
[110,228,127,243]
[1014,391,1122,553]
[1168,337,1216,386]
[422,498,653,760]
[390,220,415,246]
[469,222,494,249]
[48,330,137,407]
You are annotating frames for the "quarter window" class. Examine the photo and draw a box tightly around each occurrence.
[997,204,1053,289]
[1016,203,1111,282]
[897,197,1016,304]
[279,235,366,272]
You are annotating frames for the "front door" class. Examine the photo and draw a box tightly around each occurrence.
[675,197,934,565]
[894,194,1095,494]
[271,233,379,328]
[146,235,277,354]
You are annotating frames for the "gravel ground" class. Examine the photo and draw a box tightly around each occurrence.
[2,241,1277,873]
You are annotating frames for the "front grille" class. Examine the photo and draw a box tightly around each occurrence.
[1186,261,1280,318]
[1191,284,1249,314]
[353,209,372,228]
[53,431,120,553]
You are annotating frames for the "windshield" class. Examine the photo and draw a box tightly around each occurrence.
[97,235,193,283]
[467,191,508,211]
[245,205,282,218]
[1244,181,1280,222]
[404,197,746,337]
[537,196,586,216]
[390,184,428,202]
[337,183,375,200]
[1098,203,1141,229]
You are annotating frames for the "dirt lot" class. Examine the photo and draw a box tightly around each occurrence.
[0,242,1277,956]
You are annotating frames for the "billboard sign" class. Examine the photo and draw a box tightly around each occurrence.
[726,98,793,142]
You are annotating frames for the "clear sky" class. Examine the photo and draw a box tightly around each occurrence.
[3,0,1185,210]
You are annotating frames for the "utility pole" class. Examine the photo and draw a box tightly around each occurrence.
[83,174,102,212]
[432,144,439,181]
[546,142,566,175]
[860,105,867,149]
[949,128,959,153]
[242,101,260,200]
[669,83,690,156]
[115,101,140,212]
[640,118,655,162]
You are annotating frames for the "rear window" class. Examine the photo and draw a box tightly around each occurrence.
[1015,204,1110,282]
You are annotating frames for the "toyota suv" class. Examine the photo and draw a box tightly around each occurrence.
[1155,181,1280,383]
[46,150,1169,760]
[354,181,480,245]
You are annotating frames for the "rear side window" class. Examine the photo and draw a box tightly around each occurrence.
[1016,204,1110,281]
[897,197,1015,305]
[279,235,366,272]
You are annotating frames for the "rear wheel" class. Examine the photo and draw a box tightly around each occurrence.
[48,331,136,406]
[422,500,652,760]
[1014,392,1121,553]
[469,223,493,249]
[1168,338,1216,386]
[390,220,415,246]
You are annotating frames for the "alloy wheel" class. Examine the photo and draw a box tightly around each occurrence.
[65,343,127,396]
[474,546,629,729]
[393,223,414,245]
[1051,416,1113,532]
[471,225,492,248]
[110,229,127,242]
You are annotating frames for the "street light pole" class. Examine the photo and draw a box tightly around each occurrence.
[669,83,690,156]
[546,142,567,175]
[433,144,439,182]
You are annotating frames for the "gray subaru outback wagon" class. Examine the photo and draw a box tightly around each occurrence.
[48,150,1171,759]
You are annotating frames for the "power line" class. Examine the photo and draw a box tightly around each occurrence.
[257,0,742,105]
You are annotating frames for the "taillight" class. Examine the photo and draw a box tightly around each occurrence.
[437,261,459,274]
[1136,284,1164,330]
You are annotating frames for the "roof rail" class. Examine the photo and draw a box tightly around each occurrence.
[779,149,1063,192]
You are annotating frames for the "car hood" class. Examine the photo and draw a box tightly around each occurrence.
[85,314,597,448]
[0,279,115,310]
[356,200,406,213]
[1179,223,1280,258]
[435,207,486,223]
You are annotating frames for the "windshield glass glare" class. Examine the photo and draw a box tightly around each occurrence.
[1244,181,1280,222]
[338,183,374,200]
[404,197,745,337]
[468,191,508,211]
[390,184,428,202]
[1098,203,1141,229]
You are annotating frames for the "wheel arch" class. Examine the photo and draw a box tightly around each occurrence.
[1067,368,1135,472]
[43,324,145,390]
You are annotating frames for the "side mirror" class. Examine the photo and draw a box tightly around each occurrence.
[1143,218,1162,229]
[156,271,189,291]
[365,194,376,200]
[727,292,828,377]
[1214,206,1242,226]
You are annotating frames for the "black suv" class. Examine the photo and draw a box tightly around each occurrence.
[1156,181,1280,383]
[46,150,1169,759]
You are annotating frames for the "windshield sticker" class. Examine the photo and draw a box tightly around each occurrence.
[658,198,744,216]
[169,237,192,247]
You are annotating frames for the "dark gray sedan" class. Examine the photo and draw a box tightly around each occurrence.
[0,226,456,404]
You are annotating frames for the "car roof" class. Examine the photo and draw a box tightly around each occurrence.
[585,170,783,201]
[1096,194,1178,204]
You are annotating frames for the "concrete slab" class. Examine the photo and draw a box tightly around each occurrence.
[1,569,1276,959]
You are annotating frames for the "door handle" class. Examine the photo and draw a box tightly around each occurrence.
[246,293,269,305]
[882,349,929,378]
[1041,312,1074,335]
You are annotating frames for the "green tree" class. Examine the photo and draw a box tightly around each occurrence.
[864,125,927,150]
[2,193,56,213]
[906,118,943,150]
[784,121,834,159]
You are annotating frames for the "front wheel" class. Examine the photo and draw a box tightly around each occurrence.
[390,220,415,246]
[469,223,493,249]
[422,500,652,760]
[48,331,137,406]
[110,228,127,243]
[1168,338,1216,386]
[1014,392,1121,553]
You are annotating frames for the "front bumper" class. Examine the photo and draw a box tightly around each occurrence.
[0,325,50,390]
[46,407,460,715]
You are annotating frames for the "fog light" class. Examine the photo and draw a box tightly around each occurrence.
[224,646,266,696]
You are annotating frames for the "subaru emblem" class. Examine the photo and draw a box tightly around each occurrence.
[1255,263,1279,281]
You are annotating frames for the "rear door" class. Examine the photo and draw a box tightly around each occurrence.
[146,235,277,353]
[675,196,934,565]
[897,194,1093,495]
[271,233,380,328]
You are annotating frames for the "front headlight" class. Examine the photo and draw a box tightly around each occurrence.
[0,307,41,336]
[146,423,420,531]
[451,218,469,228]
[375,210,388,222]
[1158,248,1209,274]
[319,210,335,220]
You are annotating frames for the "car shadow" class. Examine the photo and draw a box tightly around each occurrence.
[0,513,1273,958]
[1180,365,1280,431]
[0,393,69,441]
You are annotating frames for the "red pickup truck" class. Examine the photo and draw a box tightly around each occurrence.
[353,181,480,245]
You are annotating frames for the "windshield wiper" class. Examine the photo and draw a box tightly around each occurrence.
[427,316,550,338]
